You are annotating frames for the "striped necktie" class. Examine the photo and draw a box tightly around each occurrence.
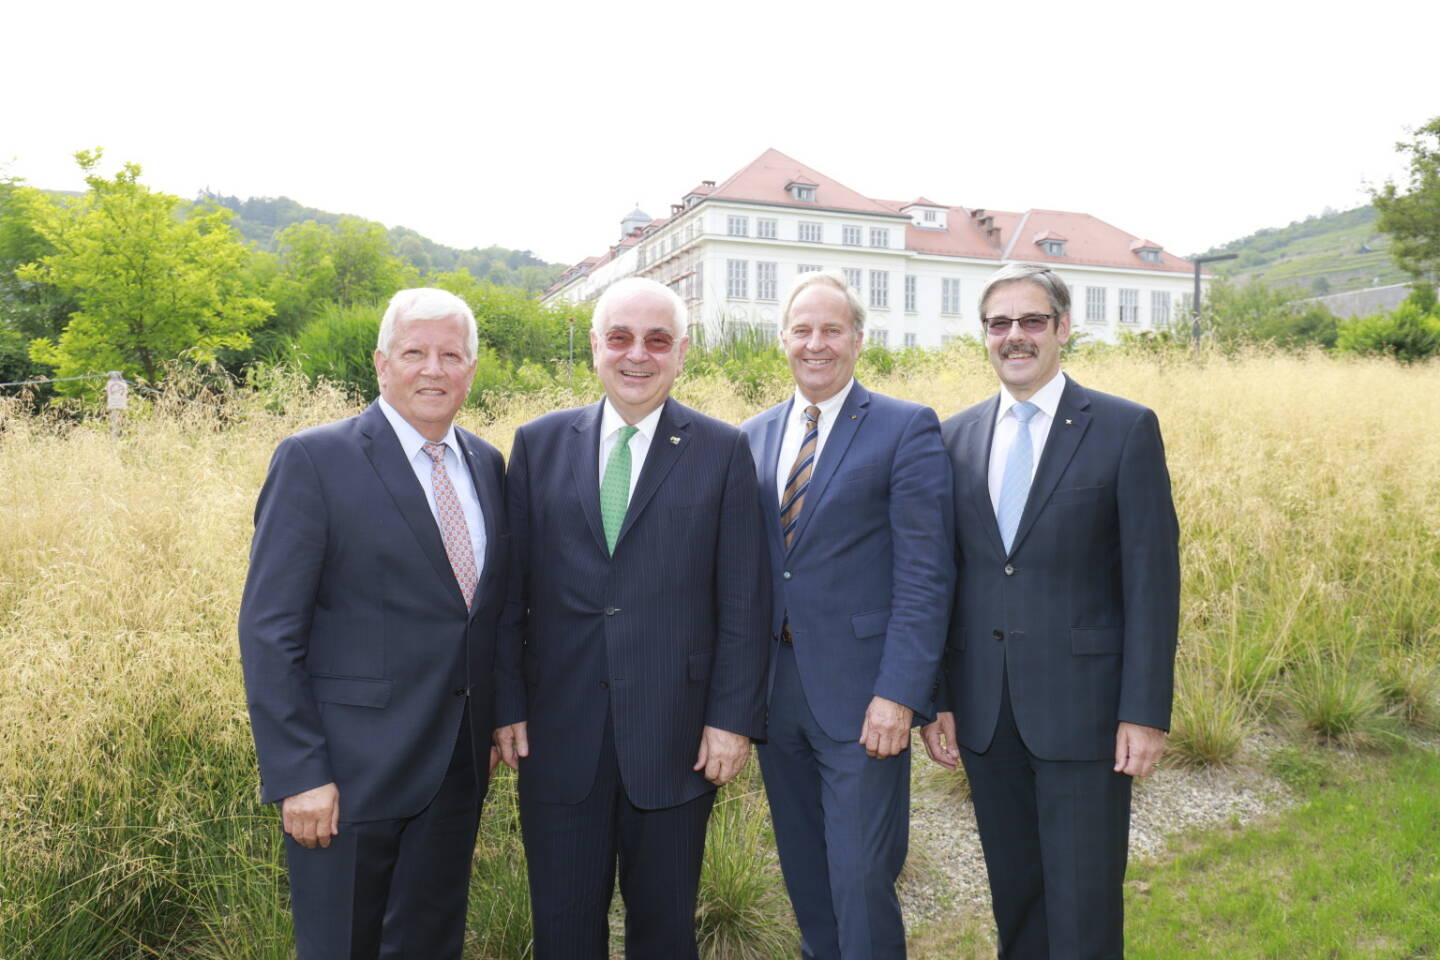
[780,405,821,550]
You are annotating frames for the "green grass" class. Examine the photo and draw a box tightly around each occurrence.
[1127,747,1440,959]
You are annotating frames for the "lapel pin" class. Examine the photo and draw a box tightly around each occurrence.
[850,414,857,420]
[1065,419,1073,425]
[669,436,680,445]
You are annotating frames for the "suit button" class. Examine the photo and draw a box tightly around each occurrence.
[1003,564,1015,576]
[605,606,620,616]
[782,571,792,580]
[600,680,609,689]
[453,687,469,697]
[993,630,1004,642]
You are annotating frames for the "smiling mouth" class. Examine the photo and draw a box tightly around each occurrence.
[620,370,653,379]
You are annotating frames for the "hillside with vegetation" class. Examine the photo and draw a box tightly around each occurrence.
[1194,205,1409,295]
[200,192,564,292]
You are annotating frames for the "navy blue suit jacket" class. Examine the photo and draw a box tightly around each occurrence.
[741,382,956,741]
[494,397,771,810]
[238,401,507,821]
[938,376,1180,760]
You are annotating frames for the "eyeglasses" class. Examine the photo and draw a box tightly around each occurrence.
[982,314,1055,335]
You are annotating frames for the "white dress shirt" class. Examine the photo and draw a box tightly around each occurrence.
[775,378,857,506]
[987,370,1068,516]
[378,396,486,573]
[598,398,666,503]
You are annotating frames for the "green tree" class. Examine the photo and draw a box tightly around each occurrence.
[18,151,271,386]
[266,217,420,325]
[1372,116,1440,282]
[1203,277,1339,349]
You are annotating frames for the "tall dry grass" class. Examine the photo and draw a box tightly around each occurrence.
[1,348,1438,957]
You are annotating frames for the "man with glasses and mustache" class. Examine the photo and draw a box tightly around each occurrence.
[922,262,1180,959]
[493,276,770,958]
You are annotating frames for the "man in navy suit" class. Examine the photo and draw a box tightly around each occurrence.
[238,288,506,959]
[492,276,770,959]
[740,271,955,958]
[922,263,1180,959]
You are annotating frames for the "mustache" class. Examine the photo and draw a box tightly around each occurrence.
[1001,344,1038,358]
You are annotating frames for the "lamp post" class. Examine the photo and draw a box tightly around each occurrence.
[1190,253,1237,353]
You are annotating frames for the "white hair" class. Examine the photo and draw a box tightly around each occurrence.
[591,277,688,336]
[376,288,479,359]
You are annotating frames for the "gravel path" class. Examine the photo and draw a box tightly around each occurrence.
[899,733,1299,925]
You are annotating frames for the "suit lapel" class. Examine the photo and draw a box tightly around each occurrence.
[458,430,501,620]
[1009,377,1092,556]
[757,399,791,539]
[568,401,608,555]
[616,398,689,549]
[786,382,869,555]
[359,403,460,601]
[963,395,1008,560]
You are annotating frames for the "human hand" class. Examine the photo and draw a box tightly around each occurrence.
[493,722,529,770]
[488,745,501,779]
[1114,722,1166,778]
[282,782,340,849]
[859,696,914,759]
[921,711,959,770]
[693,726,750,785]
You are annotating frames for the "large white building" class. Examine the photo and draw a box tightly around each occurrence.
[544,149,1205,346]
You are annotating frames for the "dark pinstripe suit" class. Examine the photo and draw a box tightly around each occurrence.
[495,396,771,957]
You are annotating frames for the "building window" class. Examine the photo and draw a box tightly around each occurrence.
[757,261,778,301]
[869,270,889,309]
[903,332,917,348]
[1086,286,1107,324]
[797,264,822,274]
[1041,239,1066,256]
[789,184,816,202]
[756,321,778,340]
[870,329,889,348]
[843,267,863,294]
[727,216,748,237]
[727,259,748,299]
[923,209,937,223]
[798,221,823,243]
[905,275,917,312]
[1138,248,1161,264]
[1119,289,1139,323]
[942,278,961,315]
[843,225,862,246]
[1179,293,1195,315]
[757,218,778,239]
[869,227,889,248]
[941,334,960,345]
[1151,290,1171,328]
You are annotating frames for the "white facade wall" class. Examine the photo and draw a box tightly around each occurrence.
[545,199,1201,346]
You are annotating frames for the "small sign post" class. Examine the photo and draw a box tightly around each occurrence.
[104,371,128,438]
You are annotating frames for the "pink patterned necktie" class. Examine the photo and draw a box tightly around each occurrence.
[421,441,478,609]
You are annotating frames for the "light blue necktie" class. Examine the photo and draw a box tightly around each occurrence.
[997,401,1039,554]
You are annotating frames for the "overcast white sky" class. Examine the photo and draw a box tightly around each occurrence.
[4,1,1435,267]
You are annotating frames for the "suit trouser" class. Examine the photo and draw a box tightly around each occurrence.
[960,673,1132,960]
[759,641,910,960]
[518,708,715,960]
[284,704,484,960]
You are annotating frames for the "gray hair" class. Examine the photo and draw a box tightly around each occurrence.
[781,269,866,334]
[377,288,479,359]
[591,277,688,336]
[977,263,1071,325]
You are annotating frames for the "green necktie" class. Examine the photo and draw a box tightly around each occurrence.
[601,425,638,555]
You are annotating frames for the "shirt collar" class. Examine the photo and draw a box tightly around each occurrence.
[792,377,856,423]
[996,370,1067,424]
[600,397,665,444]
[377,395,460,460]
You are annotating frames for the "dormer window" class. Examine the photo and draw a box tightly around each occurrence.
[1034,230,1067,257]
[1131,239,1163,264]
[923,210,936,223]
[786,179,818,202]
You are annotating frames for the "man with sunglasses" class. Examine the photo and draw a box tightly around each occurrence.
[493,276,770,958]
[922,262,1180,959]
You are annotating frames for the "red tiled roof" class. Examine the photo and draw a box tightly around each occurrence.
[708,148,904,218]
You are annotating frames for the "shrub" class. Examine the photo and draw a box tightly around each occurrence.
[1282,659,1396,747]
[1335,301,1440,362]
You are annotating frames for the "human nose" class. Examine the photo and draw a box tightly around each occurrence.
[626,338,649,361]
